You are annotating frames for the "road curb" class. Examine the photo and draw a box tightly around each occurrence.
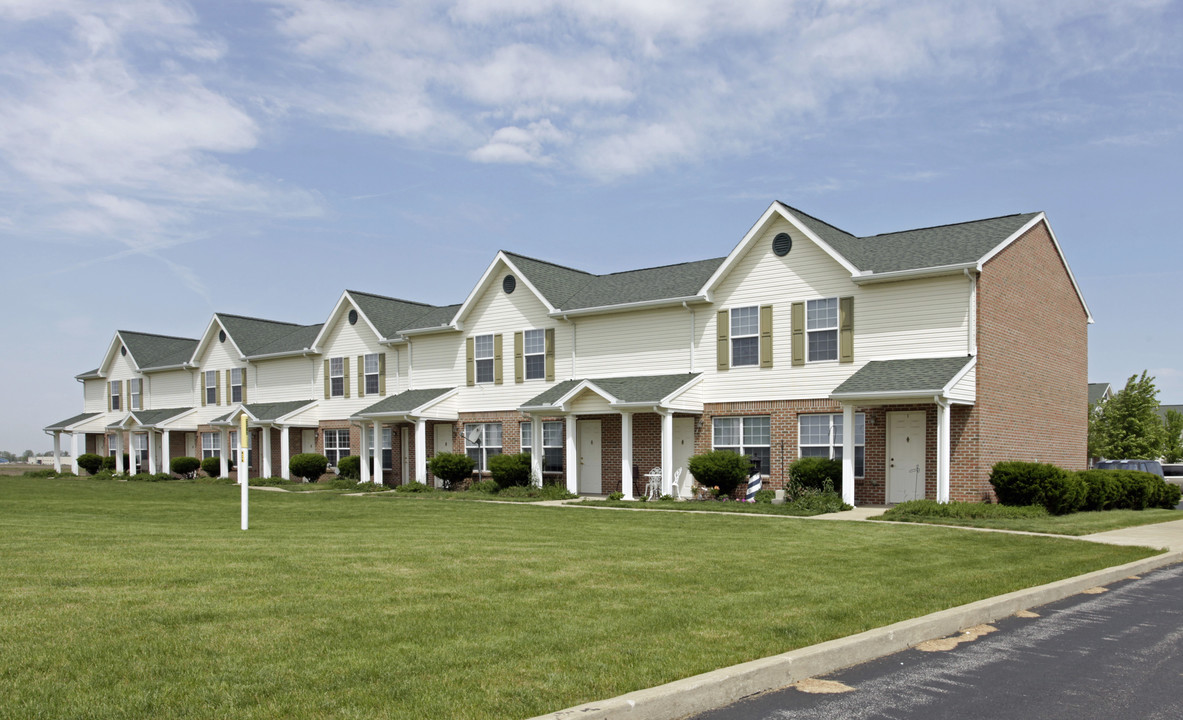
[532,550,1183,720]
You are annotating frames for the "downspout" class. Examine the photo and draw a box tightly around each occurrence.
[964,268,977,356]
[683,301,695,373]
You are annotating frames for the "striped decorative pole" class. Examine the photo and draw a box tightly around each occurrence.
[746,471,762,501]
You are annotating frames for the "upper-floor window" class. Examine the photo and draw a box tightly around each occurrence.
[364,354,380,395]
[474,335,495,384]
[329,357,345,398]
[807,298,839,362]
[521,420,563,472]
[730,307,760,367]
[129,379,142,410]
[324,428,350,466]
[523,330,546,380]
[230,368,243,404]
[110,380,122,411]
[712,416,770,475]
[205,370,218,405]
[799,413,865,477]
[465,422,502,471]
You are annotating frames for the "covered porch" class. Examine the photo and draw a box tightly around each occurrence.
[43,412,101,474]
[104,408,196,475]
[352,388,459,485]
[211,400,318,480]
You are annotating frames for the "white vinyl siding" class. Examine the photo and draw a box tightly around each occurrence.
[799,413,865,477]
[574,304,692,379]
[249,356,316,404]
[712,416,771,475]
[147,371,192,408]
[84,379,107,413]
[465,423,502,471]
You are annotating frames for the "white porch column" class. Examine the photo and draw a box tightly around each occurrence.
[52,432,62,473]
[147,430,157,474]
[660,411,674,496]
[70,433,80,475]
[128,432,139,475]
[115,432,125,474]
[529,415,544,487]
[262,426,273,479]
[219,427,230,478]
[936,400,951,503]
[360,423,371,484]
[414,419,427,483]
[841,405,856,507]
[565,417,578,494]
[161,430,171,475]
[620,412,634,500]
[372,421,383,484]
[280,426,291,480]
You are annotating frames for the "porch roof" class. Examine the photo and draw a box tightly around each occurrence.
[521,373,701,410]
[210,400,317,424]
[106,407,195,429]
[830,356,974,399]
[44,412,100,432]
[353,388,457,418]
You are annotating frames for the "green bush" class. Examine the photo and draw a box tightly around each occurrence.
[687,450,751,497]
[290,453,329,483]
[1158,480,1182,509]
[883,499,1049,520]
[127,472,172,483]
[469,478,499,494]
[171,456,201,479]
[394,481,432,493]
[753,488,775,504]
[607,491,624,501]
[989,461,1086,515]
[76,454,104,475]
[201,456,223,478]
[788,457,842,492]
[489,453,533,489]
[783,491,851,514]
[352,481,390,493]
[250,476,293,487]
[101,455,125,472]
[427,452,476,489]
[1078,469,1180,510]
[23,468,57,478]
[1077,470,1121,511]
[337,455,361,480]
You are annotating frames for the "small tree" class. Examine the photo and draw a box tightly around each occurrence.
[1092,371,1166,459]
[76,453,104,476]
[171,456,201,479]
[427,452,476,489]
[687,450,751,497]
[489,453,533,489]
[290,453,329,482]
[1163,410,1183,463]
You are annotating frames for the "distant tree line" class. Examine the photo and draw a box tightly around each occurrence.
[1089,371,1183,462]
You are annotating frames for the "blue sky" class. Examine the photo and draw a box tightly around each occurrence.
[2,0,1181,453]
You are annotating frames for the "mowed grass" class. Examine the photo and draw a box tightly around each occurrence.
[0,478,1157,720]
[875,506,1183,535]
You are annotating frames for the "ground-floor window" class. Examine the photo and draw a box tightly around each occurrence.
[132,433,148,466]
[229,430,252,469]
[465,422,502,471]
[201,432,220,460]
[712,416,771,475]
[324,429,351,467]
[367,427,393,470]
[799,413,865,477]
[106,434,118,456]
[520,421,563,472]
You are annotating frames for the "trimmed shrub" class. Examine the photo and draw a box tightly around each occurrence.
[201,456,222,478]
[883,499,1049,520]
[607,491,625,501]
[101,455,117,472]
[753,488,775,504]
[290,453,329,482]
[1077,470,1121,511]
[427,452,476,489]
[489,452,533,489]
[23,468,57,478]
[337,455,361,480]
[171,456,201,479]
[687,450,751,497]
[77,453,104,476]
[1079,469,1181,510]
[788,457,842,492]
[783,491,851,515]
[989,461,1086,515]
[128,472,172,482]
[394,481,432,493]
[1160,481,1182,509]
[469,478,499,494]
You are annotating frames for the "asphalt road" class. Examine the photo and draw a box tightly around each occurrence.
[692,562,1183,720]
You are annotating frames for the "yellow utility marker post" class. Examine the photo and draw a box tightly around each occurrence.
[239,414,249,531]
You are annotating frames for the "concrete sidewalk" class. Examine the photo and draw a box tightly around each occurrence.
[1082,518,1183,551]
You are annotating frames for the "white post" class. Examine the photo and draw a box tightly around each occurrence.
[841,405,856,507]
[620,412,634,500]
[147,430,157,474]
[530,415,544,487]
[660,411,674,496]
[115,432,125,474]
[219,427,230,478]
[280,426,291,480]
[937,400,951,503]
[162,430,171,475]
[52,432,62,473]
[70,433,80,475]
[372,421,383,484]
[262,426,273,479]
[566,417,578,494]
[360,423,371,484]
[239,415,249,530]
[413,419,427,483]
[128,432,139,475]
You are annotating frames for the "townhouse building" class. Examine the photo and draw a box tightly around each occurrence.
[45,201,1092,505]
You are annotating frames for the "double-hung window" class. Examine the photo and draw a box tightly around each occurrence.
[806,298,839,362]
[201,432,220,460]
[799,413,865,477]
[712,416,771,475]
[730,306,760,367]
[133,433,149,466]
[129,379,142,410]
[523,330,545,380]
[521,421,563,472]
[364,353,380,395]
[323,429,351,467]
[229,430,252,468]
[205,370,218,405]
[230,368,243,403]
[474,335,495,384]
[107,434,119,457]
[110,380,122,411]
[329,358,345,398]
[367,427,393,470]
[465,422,502,471]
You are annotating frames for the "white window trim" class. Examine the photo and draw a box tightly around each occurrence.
[805,297,839,363]
[474,335,495,384]
[730,306,760,368]
[201,432,220,460]
[230,368,243,404]
[523,329,546,381]
[129,379,142,411]
[520,420,563,472]
[368,426,393,470]
[798,413,865,478]
[465,422,503,471]
[324,428,351,467]
[711,416,771,475]
[110,380,122,411]
[364,353,380,395]
[205,371,217,405]
[329,357,345,398]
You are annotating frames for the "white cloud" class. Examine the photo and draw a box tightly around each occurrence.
[470,119,567,164]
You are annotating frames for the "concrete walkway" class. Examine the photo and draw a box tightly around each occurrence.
[1082,518,1183,551]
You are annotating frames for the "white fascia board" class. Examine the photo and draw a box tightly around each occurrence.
[554,380,621,408]
[99,332,139,376]
[660,373,704,406]
[55,414,99,432]
[399,325,458,337]
[210,405,252,426]
[245,348,319,361]
[851,262,978,285]
[546,295,708,319]
[940,356,978,395]
[518,403,561,414]
[154,408,199,429]
[273,401,320,425]
[453,252,558,326]
[976,213,1094,324]
[140,363,192,373]
[104,412,133,429]
[310,291,385,352]
[190,316,246,365]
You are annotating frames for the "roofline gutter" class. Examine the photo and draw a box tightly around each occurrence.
[399,324,459,337]
[852,262,978,285]
[547,295,709,319]
[246,348,319,361]
[830,388,948,400]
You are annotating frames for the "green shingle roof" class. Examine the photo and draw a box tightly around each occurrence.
[522,373,700,408]
[75,368,101,379]
[400,304,463,332]
[217,315,320,357]
[347,291,457,338]
[501,252,595,308]
[1088,383,1112,406]
[355,388,455,416]
[1155,405,1183,423]
[129,407,193,426]
[45,412,100,431]
[831,357,974,396]
[211,400,316,424]
[118,331,198,370]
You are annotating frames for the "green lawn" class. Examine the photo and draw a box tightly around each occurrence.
[0,477,1157,720]
[873,507,1183,535]
[573,497,844,516]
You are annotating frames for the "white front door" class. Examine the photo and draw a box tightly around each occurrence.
[578,419,602,494]
[434,424,453,454]
[186,433,196,458]
[673,417,695,498]
[887,411,927,503]
[302,429,315,454]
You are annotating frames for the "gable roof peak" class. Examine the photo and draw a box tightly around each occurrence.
[774,201,858,239]
[345,289,436,308]
[214,312,304,327]
[117,329,199,343]
[500,250,594,278]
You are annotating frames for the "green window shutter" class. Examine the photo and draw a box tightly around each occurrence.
[323,359,330,399]
[357,355,365,397]
[343,357,350,398]
[107,382,112,412]
[716,309,729,371]
[545,328,555,382]
[514,331,524,384]
[378,353,387,395]
[466,338,475,387]
[493,334,503,385]
[759,305,773,368]
[241,368,248,405]
[791,302,805,367]
[839,296,854,363]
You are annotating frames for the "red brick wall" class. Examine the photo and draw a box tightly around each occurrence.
[976,220,1089,486]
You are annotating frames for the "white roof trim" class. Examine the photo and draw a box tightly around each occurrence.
[976,213,1093,324]
[940,356,978,395]
[190,315,246,366]
[98,331,141,376]
[547,295,708,319]
[310,291,387,351]
[851,262,978,285]
[273,400,320,424]
[452,252,558,326]
[352,388,460,420]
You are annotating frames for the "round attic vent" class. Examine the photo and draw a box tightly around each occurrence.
[348,309,358,325]
[503,275,516,294]
[120,345,126,356]
[219,330,226,343]
[773,232,793,257]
